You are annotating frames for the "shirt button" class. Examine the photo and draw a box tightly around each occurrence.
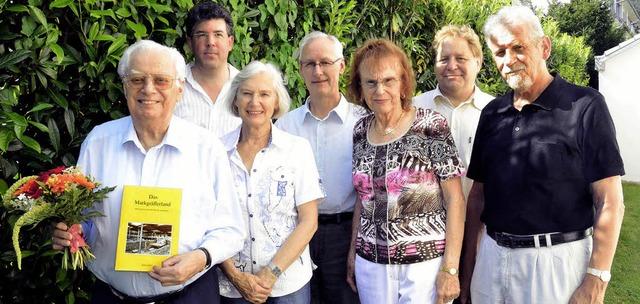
[281,175,284,178]
[251,238,255,241]
[253,169,257,172]
[249,214,253,218]
[248,193,252,197]
[253,261,257,264]
[261,150,266,153]
[515,127,520,132]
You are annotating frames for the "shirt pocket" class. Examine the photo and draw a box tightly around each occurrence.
[267,167,297,216]
[528,140,582,181]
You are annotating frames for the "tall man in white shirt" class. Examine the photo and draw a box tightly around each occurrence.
[275,31,362,304]
[413,25,494,199]
[173,1,241,137]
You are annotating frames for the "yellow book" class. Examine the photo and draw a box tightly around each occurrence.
[115,185,182,272]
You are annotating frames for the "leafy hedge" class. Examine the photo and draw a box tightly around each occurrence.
[0,0,591,303]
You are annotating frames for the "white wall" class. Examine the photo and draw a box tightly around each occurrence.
[598,41,640,182]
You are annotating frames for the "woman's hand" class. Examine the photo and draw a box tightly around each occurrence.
[436,271,460,304]
[233,270,273,304]
[51,222,72,250]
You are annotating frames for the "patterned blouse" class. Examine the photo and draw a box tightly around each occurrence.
[352,108,464,264]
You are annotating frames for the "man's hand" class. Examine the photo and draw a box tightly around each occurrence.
[51,222,72,250]
[148,250,206,286]
[346,247,358,293]
[569,275,607,304]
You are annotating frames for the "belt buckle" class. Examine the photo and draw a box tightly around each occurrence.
[532,233,554,248]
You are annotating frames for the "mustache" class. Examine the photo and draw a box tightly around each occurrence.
[502,64,526,74]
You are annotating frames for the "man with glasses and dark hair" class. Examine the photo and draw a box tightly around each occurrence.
[174,1,240,137]
[275,31,362,304]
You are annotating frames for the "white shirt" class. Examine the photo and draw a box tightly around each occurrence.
[275,95,364,214]
[413,86,494,198]
[217,125,325,297]
[79,116,245,297]
[174,62,241,137]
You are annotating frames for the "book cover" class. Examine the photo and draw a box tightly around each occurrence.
[115,185,182,272]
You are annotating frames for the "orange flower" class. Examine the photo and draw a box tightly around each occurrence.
[14,178,42,198]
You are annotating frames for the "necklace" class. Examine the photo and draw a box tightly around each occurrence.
[374,110,405,136]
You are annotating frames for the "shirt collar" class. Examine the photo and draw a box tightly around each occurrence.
[302,94,349,124]
[433,84,489,111]
[496,73,563,113]
[223,123,293,152]
[121,116,185,152]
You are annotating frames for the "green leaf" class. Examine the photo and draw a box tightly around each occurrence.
[88,22,99,41]
[28,121,49,132]
[47,89,69,109]
[19,135,41,153]
[6,112,28,127]
[0,129,14,152]
[107,35,127,57]
[64,109,76,138]
[48,118,61,153]
[28,5,48,27]
[7,4,29,12]
[266,0,276,15]
[49,0,74,9]
[244,9,260,19]
[94,34,115,41]
[49,43,65,65]
[0,49,32,69]
[126,20,147,37]
[27,103,54,113]
[21,16,37,37]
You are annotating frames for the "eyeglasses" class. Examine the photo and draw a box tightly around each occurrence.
[124,74,176,90]
[300,58,342,70]
[361,77,400,90]
[192,32,228,40]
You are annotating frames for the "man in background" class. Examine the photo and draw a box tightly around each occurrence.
[174,1,241,137]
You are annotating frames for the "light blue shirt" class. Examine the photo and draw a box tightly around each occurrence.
[275,95,364,214]
[79,116,245,297]
[218,125,325,297]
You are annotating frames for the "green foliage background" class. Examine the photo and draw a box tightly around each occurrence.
[0,0,592,302]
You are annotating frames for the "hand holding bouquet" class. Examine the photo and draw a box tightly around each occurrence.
[2,166,115,270]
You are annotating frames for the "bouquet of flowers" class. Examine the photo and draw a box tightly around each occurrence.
[2,166,115,270]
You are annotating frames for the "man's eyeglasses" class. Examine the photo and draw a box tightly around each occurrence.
[300,58,342,70]
[192,32,228,40]
[124,74,176,90]
[361,77,400,90]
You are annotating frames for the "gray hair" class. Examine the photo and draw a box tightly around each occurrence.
[483,6,545,43]
[117,40,186,81]
[226,60,291,119]
[298,31,343,62]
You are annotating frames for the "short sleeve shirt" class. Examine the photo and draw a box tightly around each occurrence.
[467,74,624,235]
[218,125,325,297]
[352,108,464,264]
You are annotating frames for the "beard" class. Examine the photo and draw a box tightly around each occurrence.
[502,64,533,92]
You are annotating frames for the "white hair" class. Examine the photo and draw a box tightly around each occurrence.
[117,40,186,80]
[483,6,545,43]
[298,31,344,61]
[226,60,291,119]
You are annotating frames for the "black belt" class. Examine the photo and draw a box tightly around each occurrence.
[318,212,353,225]
[98,279,183,304]
[487,227,593,249]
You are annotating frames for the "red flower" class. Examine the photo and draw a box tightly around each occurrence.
[37,166,66,183]
[14,179,43,198]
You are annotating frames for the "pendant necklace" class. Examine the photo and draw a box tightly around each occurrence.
[375,110,405,136]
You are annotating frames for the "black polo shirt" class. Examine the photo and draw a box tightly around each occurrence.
[467,74,624,235]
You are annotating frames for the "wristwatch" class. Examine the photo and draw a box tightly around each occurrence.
[268,261,282,278]
[586,267,611,283]
[440,265,458,276]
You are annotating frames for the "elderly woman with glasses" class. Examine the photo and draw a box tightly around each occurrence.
[51,40,245,304]
[345,38,466,304]
[217,61,324,304]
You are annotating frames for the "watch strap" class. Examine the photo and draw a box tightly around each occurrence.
[268,261,282,278]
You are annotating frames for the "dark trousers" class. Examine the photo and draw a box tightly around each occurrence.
[92,266,220,304]
[310,220,360,304]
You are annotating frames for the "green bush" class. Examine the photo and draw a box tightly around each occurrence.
[0,1,593,303]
